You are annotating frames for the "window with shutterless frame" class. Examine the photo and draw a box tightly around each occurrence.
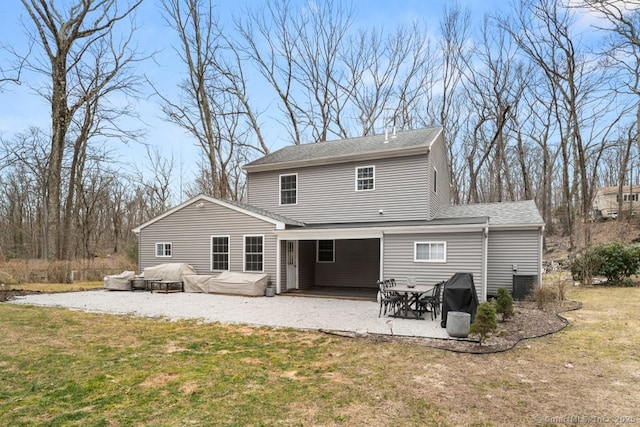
[211,236,230,271]
[355,166,375,191]
[317,240,335,263]
[244,235,264,272]
[155,242,172,257]
[280,173,297,205]
[414,241,446,263]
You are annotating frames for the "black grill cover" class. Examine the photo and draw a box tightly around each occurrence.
[440,272,479,328]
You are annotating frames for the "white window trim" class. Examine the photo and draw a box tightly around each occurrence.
[210,235,230,271]
[414,241,447,263]
[316,239,335,263]
[155,242,173,258]
[243,234,265,273]
[355,165,375,192]
[279,173,298,206]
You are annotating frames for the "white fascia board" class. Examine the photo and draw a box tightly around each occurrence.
[382,223,487,235]
[276,222,487,240]
[276,228,383,240]
[488,223,545,231]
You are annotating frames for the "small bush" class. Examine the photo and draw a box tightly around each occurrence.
[469,302,497,345]
[570,242,640,286]
[495,288,514,321]
[531,284,557,311]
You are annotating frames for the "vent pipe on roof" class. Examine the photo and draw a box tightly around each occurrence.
[384,127,389,143]
[392,126,397,139]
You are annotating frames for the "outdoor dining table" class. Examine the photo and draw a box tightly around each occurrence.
[390,284,434,319]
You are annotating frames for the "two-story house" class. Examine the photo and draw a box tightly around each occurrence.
[133,128,544,301]
[593,185,640,219]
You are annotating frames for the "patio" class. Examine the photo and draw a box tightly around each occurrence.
[9,290,452,339]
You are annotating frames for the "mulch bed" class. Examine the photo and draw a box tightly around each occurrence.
[366,300,582,354]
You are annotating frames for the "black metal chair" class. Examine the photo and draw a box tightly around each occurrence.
[417,281,444,320]
[378,281,401,317]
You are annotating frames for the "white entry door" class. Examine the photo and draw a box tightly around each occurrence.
[286,241,298,290]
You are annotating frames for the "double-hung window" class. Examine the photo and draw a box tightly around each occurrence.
[317,240,335,263]
[155,242,172,258]
[356,166,375,191]
[244,235,264,272]
[211,236,230,271]
[280,174,297,205]
[414,241,446,263]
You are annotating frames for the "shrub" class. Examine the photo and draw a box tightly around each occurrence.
[570,242,640,286]
[469,302,497,345]
[570,249,603,285]
[531,284,557,311]
[495,287,514,321]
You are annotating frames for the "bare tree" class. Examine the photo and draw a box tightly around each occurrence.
[19,0,144,260]
[159,0,265,200]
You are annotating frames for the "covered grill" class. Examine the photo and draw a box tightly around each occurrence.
[440,272,479,328]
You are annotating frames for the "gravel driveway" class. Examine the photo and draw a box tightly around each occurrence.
[9,290,450,339]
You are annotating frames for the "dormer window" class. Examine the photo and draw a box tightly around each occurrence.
[356,166,375,191]
[280,173,297,205]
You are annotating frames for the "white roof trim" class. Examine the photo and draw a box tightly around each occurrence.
[132,194,286,234]
[275,222,488,240]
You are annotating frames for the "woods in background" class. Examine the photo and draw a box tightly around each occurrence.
[1,0,639,261]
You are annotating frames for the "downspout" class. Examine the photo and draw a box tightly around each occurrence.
[482,226,489,302]
[276,237,282,294]
[539,225,545,282]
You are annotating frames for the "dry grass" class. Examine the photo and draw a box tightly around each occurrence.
[0,255,135,283]
[0,286,639,426]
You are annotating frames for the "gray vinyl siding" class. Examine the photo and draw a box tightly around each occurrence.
[428,133,451,219]
[247,155,429,224]
[486,229,541,297]
[314,239,380,289]
[383,232,484,296]
[138,200,277,281]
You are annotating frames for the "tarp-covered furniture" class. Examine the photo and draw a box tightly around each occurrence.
[141,263,197,281]
[183,271,269,296]
[104,270,136,290]
[440,272,479,328]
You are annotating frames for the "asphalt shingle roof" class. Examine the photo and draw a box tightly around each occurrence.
[436,200,544,226]
[244,127,442,169]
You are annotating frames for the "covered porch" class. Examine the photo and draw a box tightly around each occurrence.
[274,227,383,297]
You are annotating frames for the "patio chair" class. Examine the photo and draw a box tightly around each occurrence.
[378,281,401,317]
[417,281,445,320]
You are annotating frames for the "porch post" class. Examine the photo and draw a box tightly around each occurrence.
[276,237,281,294]
[379,234,384,280]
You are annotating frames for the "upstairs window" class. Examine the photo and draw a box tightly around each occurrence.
[155,242,172,258]
[317,240,335,263]
[211,236,230,271]
[244,235,264,272]
[280,174,297,205]
[414,241,446,263]
[356,166,375,191]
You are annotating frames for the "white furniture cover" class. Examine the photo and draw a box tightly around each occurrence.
[141,263,197,281]
[182,271,269,296]
[103,270,136,290]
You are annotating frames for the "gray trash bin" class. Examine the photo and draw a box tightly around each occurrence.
[446,311,470,338]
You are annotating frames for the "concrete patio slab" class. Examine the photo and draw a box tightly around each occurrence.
[8,290,451,339]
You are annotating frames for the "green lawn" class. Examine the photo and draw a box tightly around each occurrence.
[1,286,639,426]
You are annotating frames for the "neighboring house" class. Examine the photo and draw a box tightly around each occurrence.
[133,127,544,301]
[593,185,640,219]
